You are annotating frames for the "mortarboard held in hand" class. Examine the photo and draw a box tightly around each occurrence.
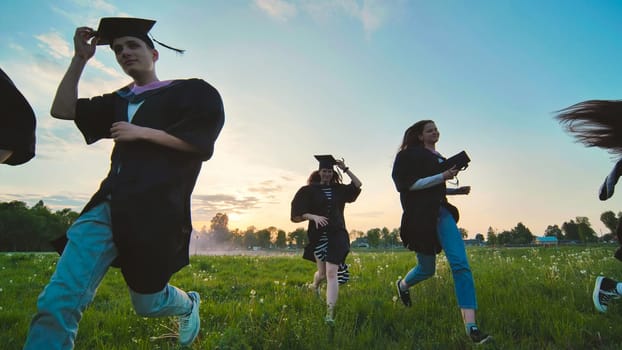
[94,17,185,53]
[315,154,337,170]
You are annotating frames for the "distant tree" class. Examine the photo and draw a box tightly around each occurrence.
[256,229,271,248]
[388,228,401,247]
[511,222,534,244]
[544,224,563,239]
[486,227,497,245]
[210,212,229,231]
[475,233,484,242]
[561,217,597,242]
[209,213,232,243]
[349,229,365,242]
[0,201,42,251]
[192,225,209,254]
[230,228,243,247]
[54,208,79,229]
[243,226,258,248]
[459,227,468,239]
[366,228,381,248]
[562,220,580,241]
[275,230,287,248]
[600,211,619,234]
[267,226,278,242]
[601,233,617,242]
[0,200,79,251]
[497,230,512,245]
[380,227,391,247]
[576,216,597,242]
[288,228,308,248]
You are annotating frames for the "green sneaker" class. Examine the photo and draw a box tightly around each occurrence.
[325,306,335,326]
[178,291,201,346]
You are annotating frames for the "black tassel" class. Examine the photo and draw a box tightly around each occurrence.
[150,34,185,54]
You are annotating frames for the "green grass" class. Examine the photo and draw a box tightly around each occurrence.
[2,246,622,349]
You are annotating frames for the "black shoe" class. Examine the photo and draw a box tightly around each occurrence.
[593,276,621,313]
[468,326,491,344]
[395,279,412,307]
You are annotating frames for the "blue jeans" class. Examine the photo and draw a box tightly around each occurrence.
[403,206,477,309]
[23,202,193,350]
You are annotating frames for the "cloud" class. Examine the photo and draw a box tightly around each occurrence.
[9,43,25,52]
[254,0,298,21]
[35,32,72,59]
[88,58,125,78]
[353,0,385,33]
[0,193,91,211]
[248,180,283,197]
[192,193,262,221]
[51,0,118,26]
[83,0,117,13]
[255,0,401,35]
[34,31,124,79]
[193,194,261,212]
[280,175,295,182]
[349,210,384,218]
[192,176,292,220]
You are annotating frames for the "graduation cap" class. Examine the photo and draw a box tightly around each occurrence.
[95,17,184,53]
[314,154,337,170]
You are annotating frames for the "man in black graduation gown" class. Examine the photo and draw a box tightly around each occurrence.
[24,18,224,349]
[0,68,36,165]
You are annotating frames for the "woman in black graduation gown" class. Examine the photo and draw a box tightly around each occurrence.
[556,100,622,313]
[391,120,491,344]
[291,155,362,325]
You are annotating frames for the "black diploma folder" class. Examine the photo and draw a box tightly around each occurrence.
[441,151,470,171]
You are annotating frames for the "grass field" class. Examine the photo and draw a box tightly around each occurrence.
[2,246,622,349]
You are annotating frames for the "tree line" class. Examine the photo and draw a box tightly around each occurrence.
[485,212,621,246]
[1,200,620,252]
[0,200,78,251]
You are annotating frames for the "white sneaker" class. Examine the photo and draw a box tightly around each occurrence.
[179,291,201,346]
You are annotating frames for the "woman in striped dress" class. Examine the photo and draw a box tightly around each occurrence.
[291,155,362,324]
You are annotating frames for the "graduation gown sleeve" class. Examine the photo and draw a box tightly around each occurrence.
[163,79,225,161]
[75,93,117,144]
[0,68,36,165]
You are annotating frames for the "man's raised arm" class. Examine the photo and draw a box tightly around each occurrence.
[51,27,97,120]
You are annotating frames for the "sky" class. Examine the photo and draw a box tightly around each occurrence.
[2,0,622,238]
